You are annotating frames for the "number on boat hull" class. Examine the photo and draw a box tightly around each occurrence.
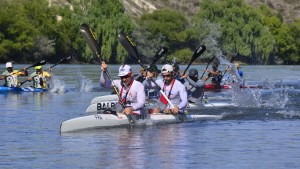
[94,114,103,120]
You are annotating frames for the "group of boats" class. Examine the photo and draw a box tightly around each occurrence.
[60,23,264,133]
[60,80,265,133]
[60,89,239,133]
[0,82,261,93]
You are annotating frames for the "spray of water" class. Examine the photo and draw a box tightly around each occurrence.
[76,72,93,92]
[49,76,66,93]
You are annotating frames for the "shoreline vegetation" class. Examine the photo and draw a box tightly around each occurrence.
[0,0,299,65]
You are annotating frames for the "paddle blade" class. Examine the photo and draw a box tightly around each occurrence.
[118,31,140,63]
[181,45,206,76]
[58,56,72,64]
[50,56,72,69]
[26,60,46,69]
[191,45,206,63]
[79,24,101,60]
[151,47,168,65]
[65,56,72,61]
[230,53,237,63]
[208,54,216,64]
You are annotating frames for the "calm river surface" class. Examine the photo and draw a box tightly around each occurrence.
[1,64,300,169]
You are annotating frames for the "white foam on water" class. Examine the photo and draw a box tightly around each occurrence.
[76,72,93,92]
[49,76,66,93]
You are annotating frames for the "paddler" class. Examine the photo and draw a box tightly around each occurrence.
[135,66,147,83]
[142,64,161,99]
[144,64,187,114]
[100,63,146,116]
[234,63,243,78]
[181,68,205,103]
[202,62,223,88]
[172,64,185,84]
[1,62,28,87]
[27,65,51,89]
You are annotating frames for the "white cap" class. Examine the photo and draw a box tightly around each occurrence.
[161,64,173,75]
[118,65,132,77]
[6,62,12,68]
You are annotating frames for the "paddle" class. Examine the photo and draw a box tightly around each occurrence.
[200,55,215,79]
[181,45,206,77]
[222,53,237,76]
[19,57,72,87]
[150,47,168,66]
[118,31,176,109]
[80,24,134,123]
[25,60,47,70]
[12,60,46,76]
[47,56,72,71]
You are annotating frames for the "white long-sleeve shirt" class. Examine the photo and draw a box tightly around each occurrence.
[100,71,145,114]
[143,78,188,111]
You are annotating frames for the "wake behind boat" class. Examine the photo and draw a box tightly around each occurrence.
[60,113,221,133]
[0,86,47,92]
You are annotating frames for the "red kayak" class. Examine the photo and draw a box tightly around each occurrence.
[204,84,262,90]
[205,84,231,90]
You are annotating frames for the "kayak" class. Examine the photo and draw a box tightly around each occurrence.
[0,86,47,92]
[205,84,231,90]
[86,100,236,114]
[60,113,221,133]
[204,84,262,90]
[86,94,236,114]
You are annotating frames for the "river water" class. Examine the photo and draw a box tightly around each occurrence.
[1,64,300,169]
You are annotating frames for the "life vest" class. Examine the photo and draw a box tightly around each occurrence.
[5,75,18,87]
[33,75,45,88]
[211,71,223,85]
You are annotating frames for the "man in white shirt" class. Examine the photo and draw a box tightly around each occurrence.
[144,64,187,114]
[100,63,146,115]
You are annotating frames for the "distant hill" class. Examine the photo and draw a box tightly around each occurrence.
[49,0,299,23]
[120,0,300,23]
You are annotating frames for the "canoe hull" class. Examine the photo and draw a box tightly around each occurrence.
[60,113,221,133]
[86,98,236,114]
[0,86,47,92]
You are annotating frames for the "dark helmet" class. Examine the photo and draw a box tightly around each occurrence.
[147,65,160,73]
[172,64,180,72]
[212,62,219,69]
[188,68,198,78]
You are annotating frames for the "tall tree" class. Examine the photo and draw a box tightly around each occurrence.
[196,0,275,64]
[71,0,134,63]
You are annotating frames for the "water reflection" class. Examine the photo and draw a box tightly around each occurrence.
[60,125,191,168]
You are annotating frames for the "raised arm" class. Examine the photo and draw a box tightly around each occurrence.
[186,76,204,88]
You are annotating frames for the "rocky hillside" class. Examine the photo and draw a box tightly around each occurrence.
[49,0,299,23]
[120,0,299,23]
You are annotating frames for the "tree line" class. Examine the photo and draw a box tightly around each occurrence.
[0,0,299,65]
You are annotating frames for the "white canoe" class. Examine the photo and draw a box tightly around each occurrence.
[91,94,119,104]
[86,96,236,114]
[60,113,221,133]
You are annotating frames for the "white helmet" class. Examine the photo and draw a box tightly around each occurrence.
[118,65,132,77]
[161,64,173,75]
[6,62,13,68]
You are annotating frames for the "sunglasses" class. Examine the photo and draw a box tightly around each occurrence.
[120,75,130,79]
[162,74,172,78]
